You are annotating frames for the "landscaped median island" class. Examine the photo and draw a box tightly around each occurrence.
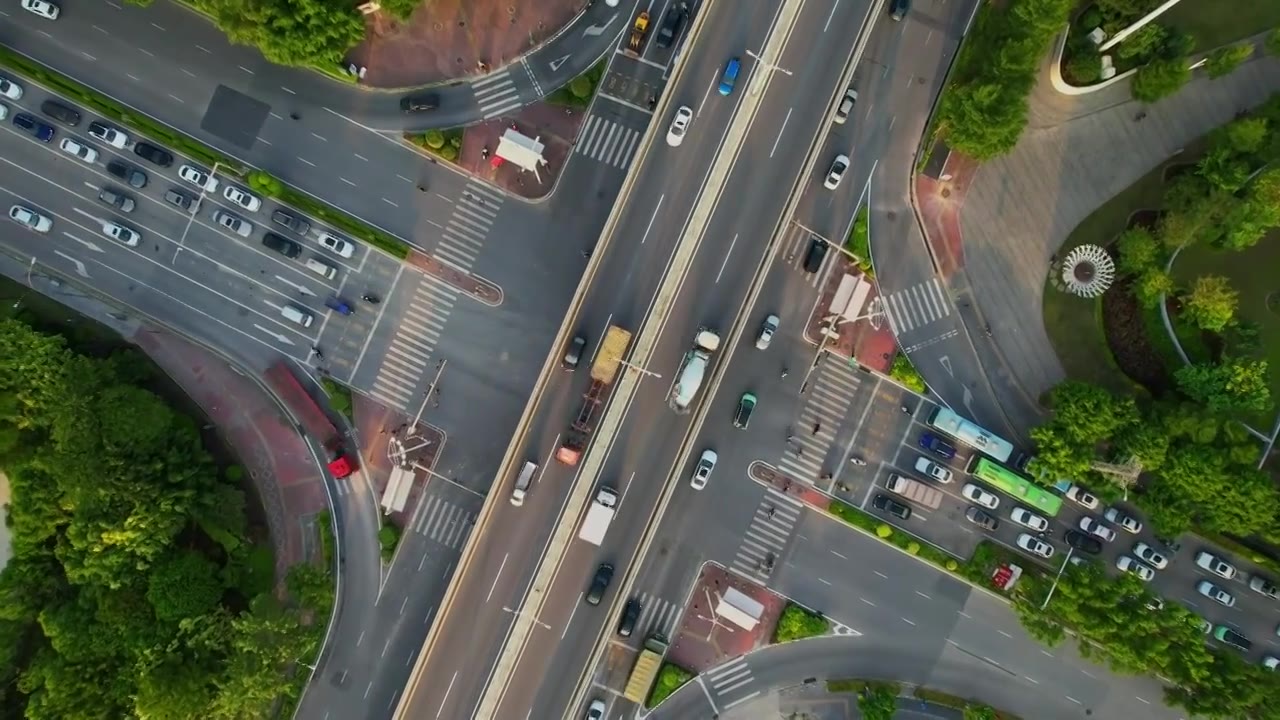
[0,48,412,261]
[647,663,694,707]
[772,602,830,642]
[826,680,1018,720]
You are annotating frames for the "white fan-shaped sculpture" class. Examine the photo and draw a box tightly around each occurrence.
[1059,244,1115,298]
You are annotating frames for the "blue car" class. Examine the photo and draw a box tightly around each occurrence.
[718,57,741,96]
[13,113,54,143]
[918,432,957,459]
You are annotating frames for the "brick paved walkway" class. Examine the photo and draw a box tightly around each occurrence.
[458,104,584,199]
[133,331,329,590]
[349,0,588,88]
[667,564,788,673]
[405,252,503,305]
[802,259,898,374]
[350,392,445,520]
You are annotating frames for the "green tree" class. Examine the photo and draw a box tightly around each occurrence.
[147,550,225,623]
[1268,27,1280,56]
[1133,268,1175,308]
[856,683,899,720]
[890,354,926,393]
[1112,422,1171,471]
[774,604,829,642]
[1181,275,1237,331]
[1141,445,1278,536]
[189,0,364,69]
[1065,45,1102,84]
[1114,226,1161,275]
[1197,144,1253,193]
[1115,23,1167,62]
[1205,43,1254,78]
[210,597,315,718]
[1132,57,1191,103]
[1175,358,1272,413]
[1158,174,1236,248]
[1045,381,1139,442]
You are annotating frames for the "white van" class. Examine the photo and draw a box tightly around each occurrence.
[280,304,314,328]
[510,461,538,506]
[303,257,337,279]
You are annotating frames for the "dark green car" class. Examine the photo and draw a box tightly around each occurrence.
[733,392,757,429]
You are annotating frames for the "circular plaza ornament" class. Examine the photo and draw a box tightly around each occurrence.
[1059,244,1115,298]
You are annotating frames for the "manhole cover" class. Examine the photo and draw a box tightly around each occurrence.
[940,188,951,198]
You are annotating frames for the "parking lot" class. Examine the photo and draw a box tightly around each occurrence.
[842,398,1280,665]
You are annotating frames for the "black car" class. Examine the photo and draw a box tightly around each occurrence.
[133,142,174,167]
[12,113,54,143]
[399,94,439,113]
[873,494,912,520]
[733,392,757,429]
[97,187,136,213]
[964,506,999,531]
[1064,529,1103,555]
[585,563,614,606]
[261,232,302,258]
[802,235,828,273]
[654,2,688,48]
[562,335,587,371]
[40,100,81,126]
[617,598,641,637]
[107,160,148,189]
[889,0,910,20]
[163,188,194,211]
[271,209,311,237]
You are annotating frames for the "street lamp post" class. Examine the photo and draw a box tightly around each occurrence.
[745,48,793,96]
[172,161,221,263]
[1040,546,1076,610]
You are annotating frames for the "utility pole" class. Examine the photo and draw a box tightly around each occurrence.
[745,48,793,96]
[172,161,221,264]
[1041,546,1076,610]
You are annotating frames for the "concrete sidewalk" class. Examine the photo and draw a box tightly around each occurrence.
[924,49,1280,427]
[134,330,330,588]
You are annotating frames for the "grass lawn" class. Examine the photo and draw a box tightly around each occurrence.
[1170,231,1280,414]
[1041,158,1175,396]
[1161,0,1280,52]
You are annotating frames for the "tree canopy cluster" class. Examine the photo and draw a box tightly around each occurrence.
[1029,381,1277,539]
[0,319,323,719]
[935,0,1074,160]
[1016,560,1280,719]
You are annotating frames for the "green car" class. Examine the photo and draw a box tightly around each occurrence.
[733,392,757,429]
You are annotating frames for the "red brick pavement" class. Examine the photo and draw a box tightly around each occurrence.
[350,392,445,519]
[131,330,329,591]
[458,104,583,200]
[802,261,897,374]
[748,461,831,511]
[405,251,503,305]
[914,152,979,278]
[667,564,788,673]
[349,0,588,88]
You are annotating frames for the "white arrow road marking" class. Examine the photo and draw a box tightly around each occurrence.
[582,13,619,37]
[939,355,953,376]
[252,324,295,345]
[275,275,316,296]
[70,207,104,225]
[62,231,104,253]
[53,250,89,278]
[548,54,571,72]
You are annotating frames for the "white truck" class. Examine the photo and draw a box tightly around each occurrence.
[885,473,943,510]
[668,328,720,413]
[578,486,619,545]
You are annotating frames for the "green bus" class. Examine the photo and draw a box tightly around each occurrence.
[967,456,1063,517]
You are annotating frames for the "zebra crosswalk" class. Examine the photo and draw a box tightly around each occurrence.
[368,275,454,411]
[409,493,475,549]
[633,592,684,639]
[706,656,754,698]
[883,277,952,335]
[472,68,523,119]
[731,488,803,584]
[438,182,504,271]
[778,356,863,482]
[574,115,642,170]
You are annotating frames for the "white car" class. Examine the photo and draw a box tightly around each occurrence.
[585,698,606,720]
[318,231,355,259]
[833,88,858,125]
[0,103,7,122]
[1065,484,1100,510]
[1078,516,1117,543]
[1250,575,1280,599]
[1016,533,1054,559]
[58,138,98,164]
[666,105,692,147]
[88,121,128,149]
[0,77,22,100]
[961,483,999,510]
[1116,555,1155,582]
[755,314,779,350]
[102,221,140,247]
[1132,542,1169,570]
[223,185,262,212]
[914,457,953,483]
[1010,506,1049,532]
[1197,580,1236,608]
[1104,507,1142,534]
[9,205,52,233]
[690,449,717,490]
[1265,656,1280,671]
[179,164,219,193]
[1195,551,1237,580]
[213,210,252,238]
[22,0,59,20]
[823,154,849,190]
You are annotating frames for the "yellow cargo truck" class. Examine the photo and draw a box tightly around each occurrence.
[623,634,669,705]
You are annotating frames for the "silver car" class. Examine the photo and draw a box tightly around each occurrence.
[214,210,252,238]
